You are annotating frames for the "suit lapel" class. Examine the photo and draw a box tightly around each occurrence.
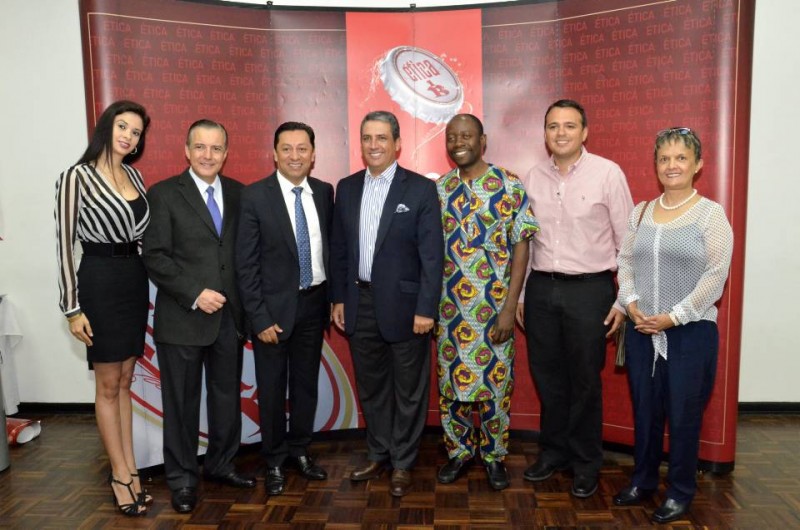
[220,175,237,239]
[309,179,329,261]
[374,167,407,255]
[177,171,218,237]
[265,174,299,260]
[349,173,366,265]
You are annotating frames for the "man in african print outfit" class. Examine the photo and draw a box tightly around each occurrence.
[435,114,539,490]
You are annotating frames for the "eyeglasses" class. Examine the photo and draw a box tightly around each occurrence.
[656,127,693,137]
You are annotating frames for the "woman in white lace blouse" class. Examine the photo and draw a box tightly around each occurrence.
[611,128,733,524]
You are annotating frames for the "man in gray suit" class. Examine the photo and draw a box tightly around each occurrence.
[143,119,255,514]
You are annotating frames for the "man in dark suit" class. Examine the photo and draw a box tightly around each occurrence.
[235,122,333,496]
[143,119,255,514]
[330,111,444,497]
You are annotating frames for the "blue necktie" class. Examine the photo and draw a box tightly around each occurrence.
[206,186,222,235]
[292,187,313,289]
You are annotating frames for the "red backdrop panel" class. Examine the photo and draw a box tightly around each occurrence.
[481,0,751,466]
[345,10,483,176]
[80,0,348,185]
[80,0,753,466]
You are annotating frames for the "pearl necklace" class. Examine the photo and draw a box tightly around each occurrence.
[659,189,697,210]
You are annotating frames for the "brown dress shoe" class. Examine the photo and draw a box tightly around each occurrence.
[390,469,412,497]
[350,461,385,481]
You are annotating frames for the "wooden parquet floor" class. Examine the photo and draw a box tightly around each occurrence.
[1,413,798,529]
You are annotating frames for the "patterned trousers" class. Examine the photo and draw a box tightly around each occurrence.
[439,388,512,464]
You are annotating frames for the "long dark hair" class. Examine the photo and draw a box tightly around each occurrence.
[77,100,150,166]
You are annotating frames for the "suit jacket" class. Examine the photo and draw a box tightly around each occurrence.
[142,170,244,346]
[235,172,334,338]
[330,165,444,343]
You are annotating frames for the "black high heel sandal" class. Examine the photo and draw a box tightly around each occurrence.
[109,476,146,516]
[130,472,154,506]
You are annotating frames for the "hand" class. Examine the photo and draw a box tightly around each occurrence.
[515,303,525,330]
[332,303,345,332]
[257,324,283,344]
[634,313,675,335]
[196,289,226,314]
[604,307,625,338]
[626,301,647,327]
[489,309,515,344]
[68,313,93,346]
[413,315,434,334]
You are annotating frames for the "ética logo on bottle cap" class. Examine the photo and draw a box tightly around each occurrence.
[380,46,464,124]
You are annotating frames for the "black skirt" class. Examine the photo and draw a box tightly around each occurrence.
[77,254,148,367]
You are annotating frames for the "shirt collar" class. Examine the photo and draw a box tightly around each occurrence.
[550,146,588,174]
[276,170,312,195]
[453,164,493,183]
[366,161,398,181]
[188,168,221,193]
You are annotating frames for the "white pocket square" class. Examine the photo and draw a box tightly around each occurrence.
[395,204,410,213]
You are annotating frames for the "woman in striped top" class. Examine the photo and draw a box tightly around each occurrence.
[55,100,152,516]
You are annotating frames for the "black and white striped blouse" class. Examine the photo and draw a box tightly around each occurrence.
[55,163,150,316]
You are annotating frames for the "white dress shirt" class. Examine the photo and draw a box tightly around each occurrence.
[276,171,326,287]
[189,169,224,217]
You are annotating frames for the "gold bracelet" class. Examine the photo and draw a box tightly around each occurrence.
[66,312,83,323]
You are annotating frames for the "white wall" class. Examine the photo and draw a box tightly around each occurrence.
[739,0,800,401]
[0,0,96,403]
[0,0,795,404]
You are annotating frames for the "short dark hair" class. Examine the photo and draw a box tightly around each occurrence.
[186,119,228,148]
[544,99,587,128]
[361,111,400,140]
[273,121,315,149]
[449,113,484,136]
[654,127,702,161]
[78,100,150,165]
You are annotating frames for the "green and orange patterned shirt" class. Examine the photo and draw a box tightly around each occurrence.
[436,165,539,402]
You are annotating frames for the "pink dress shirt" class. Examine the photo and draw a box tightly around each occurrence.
[521,148,633,276]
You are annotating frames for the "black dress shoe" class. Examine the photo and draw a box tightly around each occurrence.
[294,456,327,480]
[204,471,256,488]
[266,467,285,495]
[571,475,598,498]
[485,460,510,491]
[350,461,386,481]
[523,459,569,482]
[171,487,197,514]
[613,485,654,506]
[437,457,471,484]
[652,498,690,524]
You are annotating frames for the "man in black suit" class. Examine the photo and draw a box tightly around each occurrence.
[143,119,255,514]
[235,122,333,496]
[330,111,444,497]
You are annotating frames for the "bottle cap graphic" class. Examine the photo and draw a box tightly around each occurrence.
[380,46,464,124]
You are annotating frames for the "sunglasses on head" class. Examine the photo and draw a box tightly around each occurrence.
[657,127,693,137]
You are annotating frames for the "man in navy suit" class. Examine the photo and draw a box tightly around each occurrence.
[143,119,255,514]
[330,111,444,497]
[235,122,333,495]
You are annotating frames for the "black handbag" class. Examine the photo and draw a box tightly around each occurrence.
[614,201,650,367]
[614,321,627,367]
